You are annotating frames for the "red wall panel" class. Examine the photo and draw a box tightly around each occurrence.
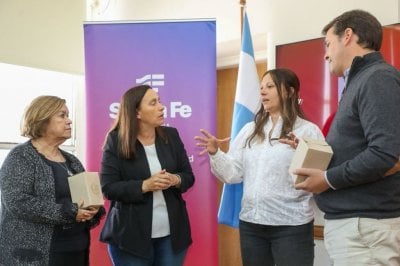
[276,38,338,129]
[382,24,400,69]
[276,23,400,131]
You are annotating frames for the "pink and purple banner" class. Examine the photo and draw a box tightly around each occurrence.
[84,19,217,266]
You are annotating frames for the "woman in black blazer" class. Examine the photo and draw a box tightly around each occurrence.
[99,85,194,266]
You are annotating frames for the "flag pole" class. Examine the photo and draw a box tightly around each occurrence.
[240,0,246,38]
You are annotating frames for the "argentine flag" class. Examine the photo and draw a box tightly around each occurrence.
[218,11,260,227]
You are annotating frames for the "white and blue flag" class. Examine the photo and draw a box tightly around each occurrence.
[218,11,260,227]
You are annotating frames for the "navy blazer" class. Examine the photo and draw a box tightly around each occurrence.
[99,126,194,258]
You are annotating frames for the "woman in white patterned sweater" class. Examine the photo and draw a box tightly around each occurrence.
[195,68,324,266]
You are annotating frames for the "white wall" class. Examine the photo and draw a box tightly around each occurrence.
[0,0,398,72]
[86,0,400,67]
[259,0,400,68]
[0,0,85,74]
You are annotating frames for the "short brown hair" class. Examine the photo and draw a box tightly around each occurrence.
[322,9,382,51]
[21,95,66,139]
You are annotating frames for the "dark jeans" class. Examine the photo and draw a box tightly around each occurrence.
[108,236,187,266]
[239,220,314,266]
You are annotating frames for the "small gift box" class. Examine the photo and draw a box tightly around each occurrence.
[289,138,333,184]
[68,172,104,208]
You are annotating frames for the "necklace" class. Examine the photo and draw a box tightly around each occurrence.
[32,140,65,161]
[58,162,73,176]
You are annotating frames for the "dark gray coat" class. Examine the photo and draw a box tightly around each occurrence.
[0,141,101,266]
[315,52,400,219]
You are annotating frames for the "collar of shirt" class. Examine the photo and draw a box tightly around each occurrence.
[343,67,350,88]
[266,115,283,139]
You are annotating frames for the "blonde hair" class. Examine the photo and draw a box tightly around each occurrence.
[21,95,66,139]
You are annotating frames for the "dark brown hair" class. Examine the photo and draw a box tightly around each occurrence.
[246,68,305,147]
[322,9,382,51]
[107,85,166,159]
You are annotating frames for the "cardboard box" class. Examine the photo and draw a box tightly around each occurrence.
[68,172,104,208]
[289,138,333,184]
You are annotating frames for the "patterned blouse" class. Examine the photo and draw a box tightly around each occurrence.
[210,116,324,225]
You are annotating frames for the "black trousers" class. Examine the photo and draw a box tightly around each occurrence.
[49,249,88,266]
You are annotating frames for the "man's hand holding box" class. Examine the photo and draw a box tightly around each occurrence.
[289,138,333,184]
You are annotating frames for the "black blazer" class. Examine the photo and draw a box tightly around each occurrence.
[99,126,194,258]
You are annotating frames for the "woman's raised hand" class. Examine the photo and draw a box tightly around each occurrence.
[194,129,230,155]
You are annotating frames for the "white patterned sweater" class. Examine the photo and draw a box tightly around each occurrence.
[210,116,324,225]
